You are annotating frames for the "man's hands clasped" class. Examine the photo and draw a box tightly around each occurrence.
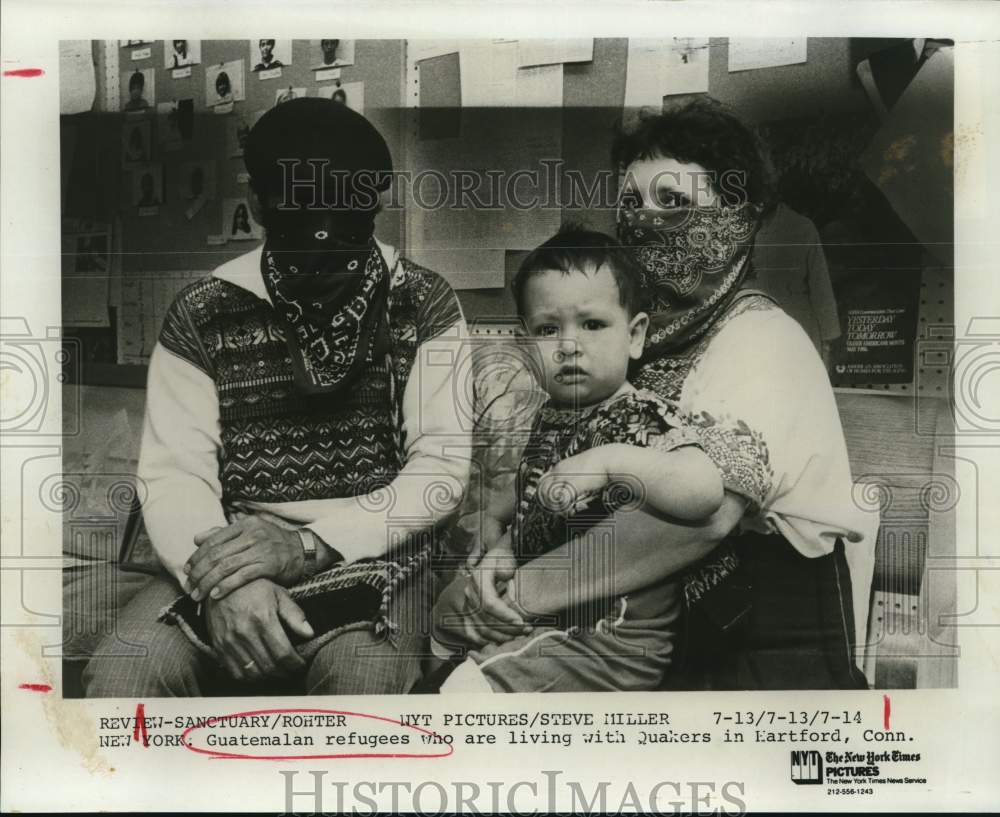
[186,516,313,681]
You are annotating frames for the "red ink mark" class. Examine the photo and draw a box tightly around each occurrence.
[181,708,454,761]
[883,694,891,730]
[133,702,149,748]
[18,683,52,693]
[3,68,44,78]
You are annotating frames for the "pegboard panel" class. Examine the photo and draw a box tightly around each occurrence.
[102,40,119,112]
[914,264,954,398]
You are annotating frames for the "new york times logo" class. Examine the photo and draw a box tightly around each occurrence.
[790,750,823,785]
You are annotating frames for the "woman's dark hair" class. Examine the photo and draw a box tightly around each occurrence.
[128,71,144,91]
[611,97,774,209]
[512,224,648,318]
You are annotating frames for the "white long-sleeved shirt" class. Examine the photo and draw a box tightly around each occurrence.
[138,240,473,589]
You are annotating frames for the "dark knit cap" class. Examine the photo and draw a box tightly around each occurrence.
[243,97,392,215]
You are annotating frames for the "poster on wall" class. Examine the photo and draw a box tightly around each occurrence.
[131,164,163,210]
[120,67,154,112]
[827,269,923,386]
[156,98,194,150]
[205,59,246,106]
[179,160,217,201]
[250,38,291,72]
[311,38,355,68]
[121,120,151,167]
[317,80,364,114]
[164,39,200,69]
[274,86,307,106]
[222,197,264,240]
[226,109,265,157]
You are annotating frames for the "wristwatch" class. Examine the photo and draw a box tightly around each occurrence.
[297,527,319,579]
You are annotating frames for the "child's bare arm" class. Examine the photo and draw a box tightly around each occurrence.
[538,442,723,521]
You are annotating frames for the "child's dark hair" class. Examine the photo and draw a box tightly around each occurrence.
[512,225,647,318]
[611,97,774,210]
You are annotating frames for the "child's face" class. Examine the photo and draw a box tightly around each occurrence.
[522,264,648,407]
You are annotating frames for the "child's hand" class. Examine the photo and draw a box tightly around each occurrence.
[463,536,532,640]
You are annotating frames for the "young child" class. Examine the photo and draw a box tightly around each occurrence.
[434,228,724,693]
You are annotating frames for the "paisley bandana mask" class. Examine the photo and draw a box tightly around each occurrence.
[617,203,762,356]
[262,209,390,395]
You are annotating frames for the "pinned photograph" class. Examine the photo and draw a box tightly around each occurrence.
[274,86,306,106]
[179,160,216,201]
[120,67,154,112]
[318,80,364,114]
[131,164,163,208]
[156,98,194,150]
[223,197,263,240]
[251,38,291,72]
[165,39,200,69]
[121,120,151,167]
[72,232,111,275]
[119,39,151,47]
[205,59,246,106]
[225,109,265,157]
[312,38,355,69]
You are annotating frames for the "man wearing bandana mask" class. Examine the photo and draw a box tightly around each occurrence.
[456,100,877,691]
[85,99,472,696]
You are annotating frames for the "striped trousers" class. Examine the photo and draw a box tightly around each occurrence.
[82,571,430,697]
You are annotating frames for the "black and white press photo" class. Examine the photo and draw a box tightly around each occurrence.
[312,38,355,69]
[165,38,201,69]
[53,36,964,707]
[120,67,154,112]
[179,160,216,201]
[1,0,999,807]
[317,79,364,113]
[121,119,151,166]
[130,164,163,207]
[251,38,291,72]
[205,58,245,106]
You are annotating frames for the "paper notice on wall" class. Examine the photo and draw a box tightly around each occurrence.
[517,38,593,68]
[727,37,807,72]
[663,37,710,95]
[59,40,96,114]
[405,120,562,289]
[409,39,462,64]
[516,64,563,107]
[624,40,671,109]
[459,41,518,107]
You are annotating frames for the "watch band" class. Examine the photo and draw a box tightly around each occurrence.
[297,528,319,578]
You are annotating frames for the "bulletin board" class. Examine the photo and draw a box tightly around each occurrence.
[62,37,953,396]
[403,38,953,396]
[61,38,407,373]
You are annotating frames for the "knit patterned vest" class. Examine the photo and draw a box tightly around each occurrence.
[158,257,460,507]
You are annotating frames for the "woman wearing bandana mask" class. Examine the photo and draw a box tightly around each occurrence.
[85,99,472,697]
[460,100,877,690]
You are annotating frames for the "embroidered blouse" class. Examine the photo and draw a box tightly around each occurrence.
[632,294,880,651]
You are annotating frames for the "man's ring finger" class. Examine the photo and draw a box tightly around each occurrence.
[243,659,256,670]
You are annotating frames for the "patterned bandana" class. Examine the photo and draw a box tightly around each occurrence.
[617,203,762,357]
[262,210,390,395]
